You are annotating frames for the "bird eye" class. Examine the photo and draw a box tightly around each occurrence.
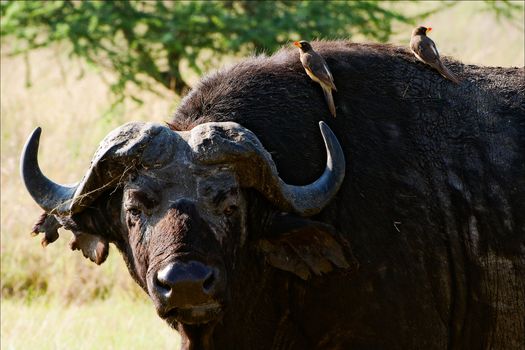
[223,205,237,216]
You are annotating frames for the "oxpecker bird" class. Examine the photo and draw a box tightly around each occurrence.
[410,26,460,84]
[294,40,338,117]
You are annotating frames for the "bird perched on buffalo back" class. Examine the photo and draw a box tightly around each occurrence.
[410,26,460,84]
[294,40,338,117]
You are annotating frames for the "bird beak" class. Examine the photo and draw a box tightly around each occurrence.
[426,27,432,34]
[293,41,301,48]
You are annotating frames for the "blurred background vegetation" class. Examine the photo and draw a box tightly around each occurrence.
[1,0,523,104]
[1,1,523,349]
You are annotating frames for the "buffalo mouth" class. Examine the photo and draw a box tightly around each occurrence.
[160,303,222,326]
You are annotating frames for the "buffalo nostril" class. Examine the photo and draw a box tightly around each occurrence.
[154,272,172,296]
[202,270,216,293]
[152,261,218,308]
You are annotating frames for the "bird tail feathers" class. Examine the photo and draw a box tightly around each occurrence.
[322,86,337,118]
[437,62,460,84]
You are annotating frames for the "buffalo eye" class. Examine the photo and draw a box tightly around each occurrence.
[128,208,142,220]
[223,205,237,216]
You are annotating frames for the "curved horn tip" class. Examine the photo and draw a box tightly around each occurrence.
[20,127,43,177]
[318,121,344,163]
[275,120,345,216]
[31,126,43,139]
[318,121,338,140]
[20,126,77,214]
[25,127,43,151]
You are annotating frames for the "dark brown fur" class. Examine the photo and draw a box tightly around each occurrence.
[30,41,525,349]
[167,41,524,348]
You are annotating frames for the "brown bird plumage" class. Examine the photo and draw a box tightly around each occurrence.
[410,26,460,84]
[294,40,338,117]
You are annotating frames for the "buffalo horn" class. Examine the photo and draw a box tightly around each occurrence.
[20,127,78,214]
[270,121,345,216]
[190,121,345,216]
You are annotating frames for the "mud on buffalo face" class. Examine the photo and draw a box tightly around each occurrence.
[21,121,346,327]
[123,167,245,326]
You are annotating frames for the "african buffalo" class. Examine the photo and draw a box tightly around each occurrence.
[21,41,525,349]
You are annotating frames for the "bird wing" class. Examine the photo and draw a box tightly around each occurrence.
[411,36,440,65]
[303,52,337,90]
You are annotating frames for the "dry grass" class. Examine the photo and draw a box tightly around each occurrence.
[1,46,180,347]
[1,2,523,348]
[1,45,174,301]
[1,296,180,349]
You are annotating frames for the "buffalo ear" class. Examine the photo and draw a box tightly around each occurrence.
[31,212,61,247]
[30,194,115,265]
[69,232,109,265]
[258,213,355,280]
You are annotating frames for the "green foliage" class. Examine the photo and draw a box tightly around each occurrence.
[0,0,412,99]
[0,0,522,102]
[479,0,525,25]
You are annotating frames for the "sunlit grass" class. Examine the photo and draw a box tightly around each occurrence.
[1,43,175,302]
[1,42,179,349]
[1,296,180,350]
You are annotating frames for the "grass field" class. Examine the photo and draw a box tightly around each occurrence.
[1,2,523,349]
[1,296,179,349]
[0,36,181,348]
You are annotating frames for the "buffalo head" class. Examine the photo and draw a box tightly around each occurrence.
[21,121,350,343]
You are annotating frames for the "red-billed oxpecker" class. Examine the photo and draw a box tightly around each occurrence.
[410,26,460,84]
[294,40,338,117]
